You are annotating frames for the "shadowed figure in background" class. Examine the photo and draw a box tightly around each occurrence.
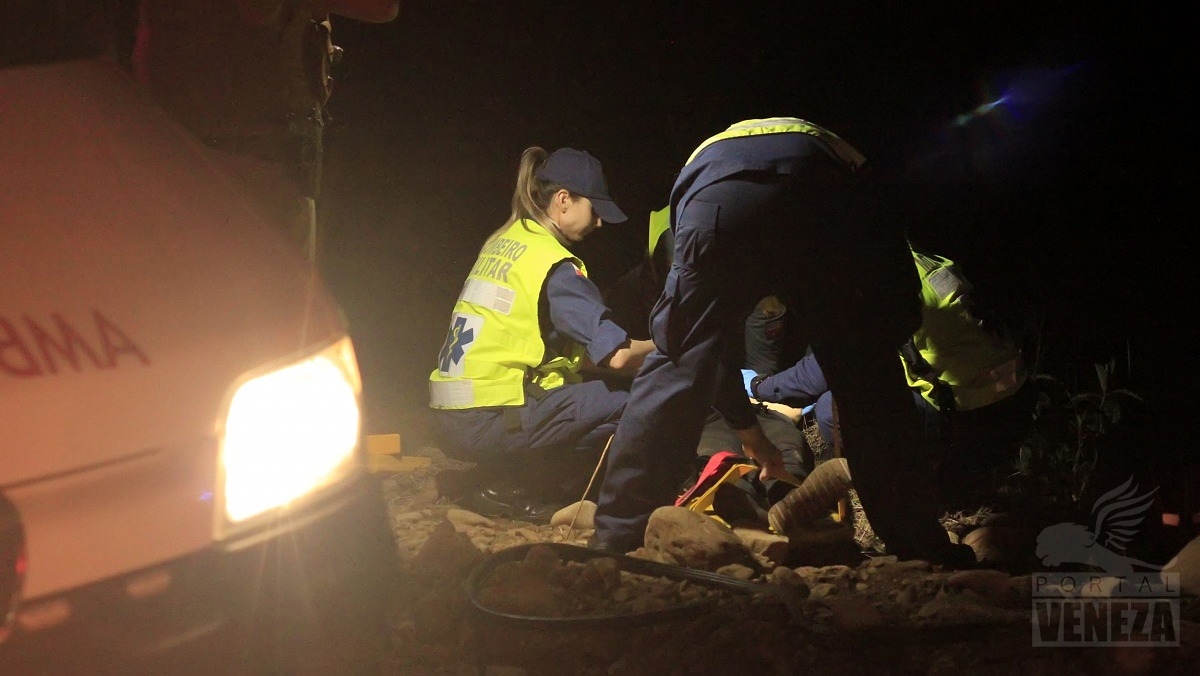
[745,245,1035,513]
[591,117,976,567]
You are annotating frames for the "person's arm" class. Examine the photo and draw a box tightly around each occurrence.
[759,401,807,424]
[749,352,828,405]
[604,338,655,374]
[545,262,643,373]
[600,258,658,342]
[712,343,794,482]
[734,422,796,483]
[594,259,664,375]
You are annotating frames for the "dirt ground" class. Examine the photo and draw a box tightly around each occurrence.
[375,448,1199,676]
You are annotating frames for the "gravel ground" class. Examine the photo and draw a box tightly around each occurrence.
[378,448,1200,676]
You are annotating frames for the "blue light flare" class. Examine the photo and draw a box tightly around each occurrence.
[910,63,1085,179]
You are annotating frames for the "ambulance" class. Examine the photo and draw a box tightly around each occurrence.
[1,9,399,674]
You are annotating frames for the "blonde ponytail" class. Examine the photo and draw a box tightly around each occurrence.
[481,147,563,249]
[507,147,548,227]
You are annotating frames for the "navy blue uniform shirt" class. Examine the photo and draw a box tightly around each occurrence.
[544,260,629,365]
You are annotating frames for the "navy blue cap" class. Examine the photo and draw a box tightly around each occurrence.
[536,148,628,224]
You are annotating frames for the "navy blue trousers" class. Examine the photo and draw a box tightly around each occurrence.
[433,379,627,500]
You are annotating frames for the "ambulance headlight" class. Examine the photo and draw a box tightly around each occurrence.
[218,336,362,530]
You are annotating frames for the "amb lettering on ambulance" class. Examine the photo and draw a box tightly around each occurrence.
[0,310,148,377]
[468,236,528,283]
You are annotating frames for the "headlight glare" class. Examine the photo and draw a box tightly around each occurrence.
[220,337,361,527]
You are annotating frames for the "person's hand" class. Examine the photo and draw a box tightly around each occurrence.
[741,369,758,398]
[756,453,802,485]
[735,424,799,484]
[605,339,655,374]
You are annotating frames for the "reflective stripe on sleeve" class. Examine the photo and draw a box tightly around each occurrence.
[925,266,964,301]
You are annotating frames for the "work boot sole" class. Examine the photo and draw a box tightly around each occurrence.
[464,490,560,525]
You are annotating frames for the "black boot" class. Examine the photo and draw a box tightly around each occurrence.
[464,481,564,525]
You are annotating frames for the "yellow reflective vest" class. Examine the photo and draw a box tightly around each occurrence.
[647,206,671,257]
[429,219,586,409]
[905,251,1027,411]
[685,117,866,170]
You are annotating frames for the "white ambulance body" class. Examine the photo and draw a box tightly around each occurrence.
[0,32,398,676]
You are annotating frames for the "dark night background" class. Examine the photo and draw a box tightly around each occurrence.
[312,2,1197,471]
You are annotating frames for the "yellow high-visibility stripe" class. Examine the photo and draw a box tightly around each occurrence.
[686,117,866,169]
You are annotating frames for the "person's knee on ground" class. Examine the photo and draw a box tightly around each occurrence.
[430,411,574,522]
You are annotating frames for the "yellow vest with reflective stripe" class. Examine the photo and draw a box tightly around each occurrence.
[647,206,671,257]
[685,117,867,170]
[904,251,1027,411]
[428,219,586,409]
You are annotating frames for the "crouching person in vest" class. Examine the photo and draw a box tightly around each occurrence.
[429,147,654,523]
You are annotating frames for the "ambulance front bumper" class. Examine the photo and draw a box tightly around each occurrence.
[0,474,400,675]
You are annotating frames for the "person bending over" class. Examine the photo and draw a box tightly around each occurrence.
[592,117,975,568]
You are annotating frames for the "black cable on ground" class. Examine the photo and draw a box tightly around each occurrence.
[463,542,804,629]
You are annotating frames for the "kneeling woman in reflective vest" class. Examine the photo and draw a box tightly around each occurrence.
[429,147,653,522]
